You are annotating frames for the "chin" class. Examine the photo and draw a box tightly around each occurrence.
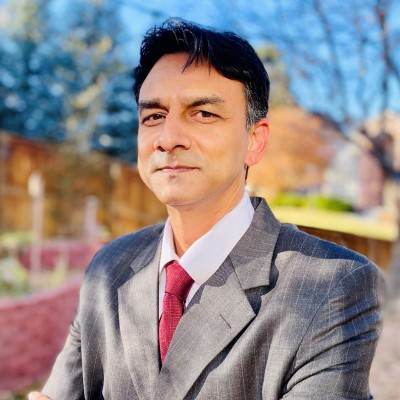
[156,192,200,209]
[155,192,187,205]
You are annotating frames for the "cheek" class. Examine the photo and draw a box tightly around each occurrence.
[207,149,243,181]
[137,135,153,165]
[222,137,248,166]
[136,158,147,185]
[137,134,147,154]
[136,144,152,184]
[137,127,155,149]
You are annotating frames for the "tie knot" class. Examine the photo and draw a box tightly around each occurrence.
[165,261,194,302]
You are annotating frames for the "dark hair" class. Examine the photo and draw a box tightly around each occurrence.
[133,18,270,127]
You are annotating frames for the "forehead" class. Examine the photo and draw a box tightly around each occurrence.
[139,53,246,104]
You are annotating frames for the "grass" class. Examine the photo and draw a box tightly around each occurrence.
[271,206,398,242]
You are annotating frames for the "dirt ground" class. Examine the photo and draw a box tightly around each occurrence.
[370,264,400,400]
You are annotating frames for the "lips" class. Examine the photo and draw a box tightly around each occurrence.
[151,155,199,173]
[156,164,195,172]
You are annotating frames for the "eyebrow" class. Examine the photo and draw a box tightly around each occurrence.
[187,95,226,108]
[138,98,164,112]
[138,95,226,113]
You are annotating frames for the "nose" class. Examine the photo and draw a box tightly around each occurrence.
[154,114,191,152]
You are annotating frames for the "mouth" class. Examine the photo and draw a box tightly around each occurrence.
[156,164,196,173]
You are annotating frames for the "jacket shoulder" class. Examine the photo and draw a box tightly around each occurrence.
[86,223,164,275]
[276,223,380,278]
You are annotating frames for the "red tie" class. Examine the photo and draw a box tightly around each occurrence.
[159,261,194,363]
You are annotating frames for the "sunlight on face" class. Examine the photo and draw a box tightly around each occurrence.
[137,53,254,212]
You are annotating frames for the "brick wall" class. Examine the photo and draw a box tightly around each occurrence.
[0,275,82,391]
[18,240,103,270]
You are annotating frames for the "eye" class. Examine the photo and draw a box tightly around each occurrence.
[198,110,214,118]
[192,110,219,123]
[141,113,165,126]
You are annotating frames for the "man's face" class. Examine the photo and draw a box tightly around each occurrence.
[137,53,257,212]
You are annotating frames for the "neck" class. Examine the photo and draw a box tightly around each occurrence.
[167,192,245,257]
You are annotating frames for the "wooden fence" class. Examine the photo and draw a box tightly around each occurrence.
[298,225,393,271]
[0,132,167,239]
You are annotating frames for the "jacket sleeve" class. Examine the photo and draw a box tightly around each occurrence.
[281,261,385,400]
[41,263,106,400]
[41,261,104,400]
[42,318,85,400]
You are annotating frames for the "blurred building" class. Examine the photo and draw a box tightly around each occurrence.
[324,111,400,212]
[355,111,400,214]
[248,105,343,200]
[322,142,384,210]
[247,105,395,212]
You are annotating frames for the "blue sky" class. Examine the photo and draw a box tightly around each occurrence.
[117,0,400,126]
[1,0,399,129]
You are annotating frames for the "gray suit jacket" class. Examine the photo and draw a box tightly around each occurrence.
[43,197,384,400]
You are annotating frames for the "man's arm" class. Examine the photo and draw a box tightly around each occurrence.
[281,261,385,400]
[27,319,83,400]
[40,319,85,399]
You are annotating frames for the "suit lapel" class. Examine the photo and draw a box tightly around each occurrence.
[230,197,281,290]
[155,197,282,400]
[118,238,162,400]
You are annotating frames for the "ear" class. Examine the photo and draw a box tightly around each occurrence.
[245,118,269,167]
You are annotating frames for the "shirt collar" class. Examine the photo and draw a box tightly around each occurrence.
[160,192,254,285]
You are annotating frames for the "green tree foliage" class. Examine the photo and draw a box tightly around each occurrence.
[0,0,138,161]
[0,0,67,140]
[62,0,137,159]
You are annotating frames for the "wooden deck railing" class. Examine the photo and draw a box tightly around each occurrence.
[298,225,394,271]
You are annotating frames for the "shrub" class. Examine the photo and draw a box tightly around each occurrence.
[271,192,354,212]
[305,195,354,212]
[270,192,306,207]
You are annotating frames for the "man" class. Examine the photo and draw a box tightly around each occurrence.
[30,19,384,400]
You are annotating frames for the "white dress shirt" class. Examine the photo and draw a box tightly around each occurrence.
[158,192,254,317]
